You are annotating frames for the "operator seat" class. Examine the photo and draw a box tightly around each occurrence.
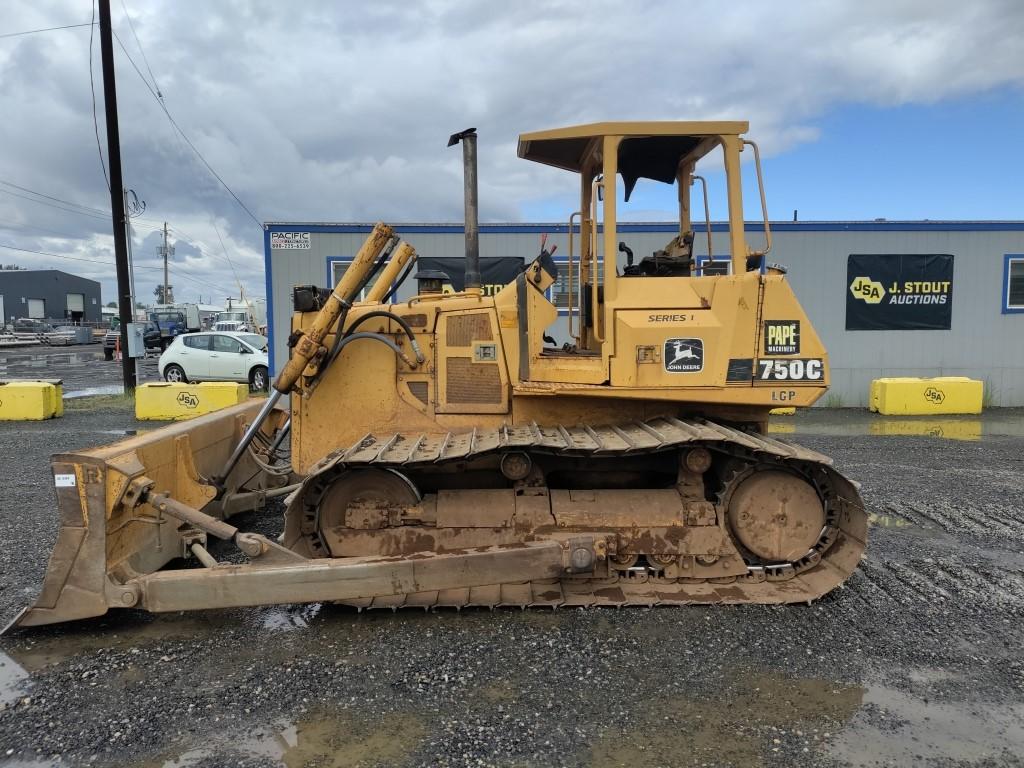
[623,231,695,277]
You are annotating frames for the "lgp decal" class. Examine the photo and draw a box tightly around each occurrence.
[764,321,800,355]
[664,338,703,373]
[176,391,199,409]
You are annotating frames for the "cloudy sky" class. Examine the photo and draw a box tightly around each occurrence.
[1,0,1022,305]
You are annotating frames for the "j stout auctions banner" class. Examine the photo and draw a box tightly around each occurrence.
[846,254,954,331]
[417,257,524,295]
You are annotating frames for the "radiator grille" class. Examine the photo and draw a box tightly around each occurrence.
[446,357,502,404]
[446,313,493,346]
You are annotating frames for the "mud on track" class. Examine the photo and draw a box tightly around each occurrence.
[1,403,1023,767]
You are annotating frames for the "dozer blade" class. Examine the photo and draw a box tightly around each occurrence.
[5,397,600,631]
[7,400,271,631]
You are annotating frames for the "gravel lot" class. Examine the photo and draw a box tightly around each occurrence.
[0,345,160,396]
[0,386,1022,766]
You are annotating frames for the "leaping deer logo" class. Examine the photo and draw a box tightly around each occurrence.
[668,340,699,366]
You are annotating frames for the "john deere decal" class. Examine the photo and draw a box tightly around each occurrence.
[664,338,703,373]
[846,254,954,330]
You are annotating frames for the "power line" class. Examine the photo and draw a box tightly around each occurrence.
[0,241,236,295]
[0,179,110,216]
[0,220,94,241]
[0,23,94,40]
[119,0,161,99]
[111,32,263,229]
[89,0,110,192]
[0,242,113,266]
[211,219,243,293]
[0,179,165,232]
[0,187,110,222]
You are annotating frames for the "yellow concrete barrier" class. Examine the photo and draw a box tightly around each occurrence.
[0,380,63,420]
[869,377,983,416]
[135,382,250,421]
[769,407,796,416]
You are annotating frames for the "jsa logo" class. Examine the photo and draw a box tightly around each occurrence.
[849,276,886,304]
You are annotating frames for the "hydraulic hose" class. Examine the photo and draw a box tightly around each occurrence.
[330,332,417,368]
[322,310,423,374]
[345,311,423,357]
[381,259,417,304]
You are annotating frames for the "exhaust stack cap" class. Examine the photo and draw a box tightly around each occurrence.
[447,127,476,147]
[415,269,449,295]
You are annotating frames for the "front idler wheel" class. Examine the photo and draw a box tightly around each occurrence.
[725,468,825,563]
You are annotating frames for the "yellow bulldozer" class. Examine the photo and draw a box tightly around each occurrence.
[8,121,866,630]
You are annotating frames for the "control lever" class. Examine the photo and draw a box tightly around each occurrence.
[618,241,634,267]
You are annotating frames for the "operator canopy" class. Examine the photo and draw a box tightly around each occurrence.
[517,121,748,201]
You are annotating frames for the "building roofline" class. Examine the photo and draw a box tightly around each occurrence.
[264,220,1024,234]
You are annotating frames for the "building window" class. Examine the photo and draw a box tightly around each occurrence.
[695,255,732,276]
[548,257,603,316]
[327,257,373,302]
[1004,254,1024,314]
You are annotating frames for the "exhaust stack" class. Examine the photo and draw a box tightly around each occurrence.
[448,128,481,293]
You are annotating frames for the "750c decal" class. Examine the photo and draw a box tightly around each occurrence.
[756,358,823,381]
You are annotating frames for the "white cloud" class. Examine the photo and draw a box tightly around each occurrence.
[1,0,1021,303]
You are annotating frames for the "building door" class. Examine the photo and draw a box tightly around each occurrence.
[27,298,45,319]
[66,293,85,322]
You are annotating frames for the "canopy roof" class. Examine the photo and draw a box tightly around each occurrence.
[517,121,749,200]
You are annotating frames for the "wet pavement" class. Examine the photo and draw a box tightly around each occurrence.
[0,345,160,395]
[0,402,1023,766]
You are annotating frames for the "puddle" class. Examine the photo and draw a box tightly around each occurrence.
[158,710,426,767]
[832,683,1024,766]
[590,671,864,768]
[868,512,917,529]
[256,603,323,631]
[3,613,228,672]
[64,385,125,398]
[0,650,30,707]
[779,411,1024,440]
[868,418,982,441]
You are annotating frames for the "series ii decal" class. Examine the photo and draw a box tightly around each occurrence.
[664,338,703,373]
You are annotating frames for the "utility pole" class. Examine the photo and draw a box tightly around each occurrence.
[124,189,138,314]
[98,0,136,391]
[163,222,169,303]
[157,221,174,303]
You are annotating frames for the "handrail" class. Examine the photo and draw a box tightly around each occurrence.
[566,211,581,342]
[590,177,604,342]
[742,139,772,258]
[692,175,713,273]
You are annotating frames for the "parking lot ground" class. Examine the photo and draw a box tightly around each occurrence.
[0,345,160,396]
[0,402,1023,767]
